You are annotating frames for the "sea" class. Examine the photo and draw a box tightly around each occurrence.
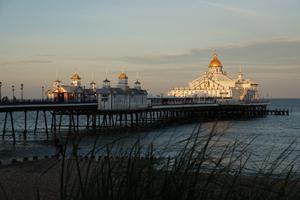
[0,99,299,175]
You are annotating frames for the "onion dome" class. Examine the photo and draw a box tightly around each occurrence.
[90,81,96,85]
[134,80,141,85]
[103,77,111,88]
[118,72,128,80]
[209,53,223,67]
[103,78,110,83]
[71,73,81,80]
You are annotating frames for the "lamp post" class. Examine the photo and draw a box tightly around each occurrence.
[12,85,15,101]
[0,81,2,102]
[42,86,44,101]
[20,83,24,101]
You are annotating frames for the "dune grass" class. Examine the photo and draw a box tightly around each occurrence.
[40,122,299,200]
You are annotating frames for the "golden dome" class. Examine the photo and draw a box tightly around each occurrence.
[71,73,81,80]
[118,72,128,80]
[209,53,223,67]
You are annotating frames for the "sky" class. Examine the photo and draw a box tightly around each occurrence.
[0,0,300,99]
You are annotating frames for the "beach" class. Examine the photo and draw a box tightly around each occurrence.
[1,156,300,200]
[0,159,60,200]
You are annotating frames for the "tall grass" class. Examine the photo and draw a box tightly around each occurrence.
[50,123,300,200]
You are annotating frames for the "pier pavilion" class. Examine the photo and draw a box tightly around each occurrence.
[97,73,148,110]
[168,52,259,101]
[46,73,97,102]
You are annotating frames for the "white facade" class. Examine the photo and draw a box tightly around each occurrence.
[47,72,95,102]
[98,91,148,110]
[168,52,259,101]
[116,72,129,90]
[97,73,148,110]
[70,73,82,86]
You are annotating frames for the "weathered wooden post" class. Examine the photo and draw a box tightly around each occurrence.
[2,112,8,140]
[76,113,79,132]
[34,111,39,135]
[23,111,27,140]
[43,110,48,138]
[86,114,90,129]
[9,112,16,145]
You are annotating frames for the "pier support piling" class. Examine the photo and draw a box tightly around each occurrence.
[2,112,8,140]
[34,111,39,135]
[9,112,15,145]
[23,111,27,140]
[43,110,48,138]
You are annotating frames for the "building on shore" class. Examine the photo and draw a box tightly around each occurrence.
[47,73,96,102]
[168,52,259,101]
[83,80,97,101]
[97,73,148,110]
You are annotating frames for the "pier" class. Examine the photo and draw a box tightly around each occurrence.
[0,100,275,145]
[266,109,289,116]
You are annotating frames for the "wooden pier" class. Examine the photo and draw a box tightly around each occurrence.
[266,109,289,116]
[0,101,286,145]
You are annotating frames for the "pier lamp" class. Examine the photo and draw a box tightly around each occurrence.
[20,83,24,101]
[42,86,44,101]
[0,81,2,102]
[12,85,15,101]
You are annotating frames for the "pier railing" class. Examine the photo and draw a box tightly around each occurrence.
[0,97,290,145]
[0,99,97,105]
[0,101,272,145]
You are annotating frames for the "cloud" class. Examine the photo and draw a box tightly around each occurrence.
[0,59,52,67]
[104,38,300,69]
[198,1,273,19]
[218,38,300,66]
[34,54,56,57]
[21,60,52,64]
[102,49,210,65]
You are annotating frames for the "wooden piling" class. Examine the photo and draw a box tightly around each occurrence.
[86,114,90,129]
[23,111,27,140]
[34,111,39,135]
[9,112,15,145]
[76,113,79,132]
[43,110,48,138]
[58,112,62,133]
[2,112,8,140]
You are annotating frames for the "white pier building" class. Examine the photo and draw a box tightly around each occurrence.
[97,73,148,110]
[168,52,259,101]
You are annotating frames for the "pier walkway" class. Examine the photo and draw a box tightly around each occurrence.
[0,101,285,144]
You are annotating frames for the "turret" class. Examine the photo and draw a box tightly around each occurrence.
[90,81,97,91]
[237,66,244,81]
[71,73,81,86]
[134,80,141,90]
[53,79,61,89]
[103,78,111,88]
[208,51,223,73]
[117,72,129,90]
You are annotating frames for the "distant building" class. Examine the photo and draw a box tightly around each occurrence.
[47,73,93,102]
[97,73,148,110]
[168,52,259,101]
[83,80,97,101]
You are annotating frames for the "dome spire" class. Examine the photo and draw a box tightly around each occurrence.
[117,69,129,90]
[71,72,81,86]
[212,48,218,58]
[118,72,128,80]
[209,49,223,68]
[238,65,244,81]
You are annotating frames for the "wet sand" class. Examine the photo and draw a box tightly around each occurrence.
[0,159,61,200]
[1,158,300,200]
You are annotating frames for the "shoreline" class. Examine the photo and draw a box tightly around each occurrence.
[1,158,300,200]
